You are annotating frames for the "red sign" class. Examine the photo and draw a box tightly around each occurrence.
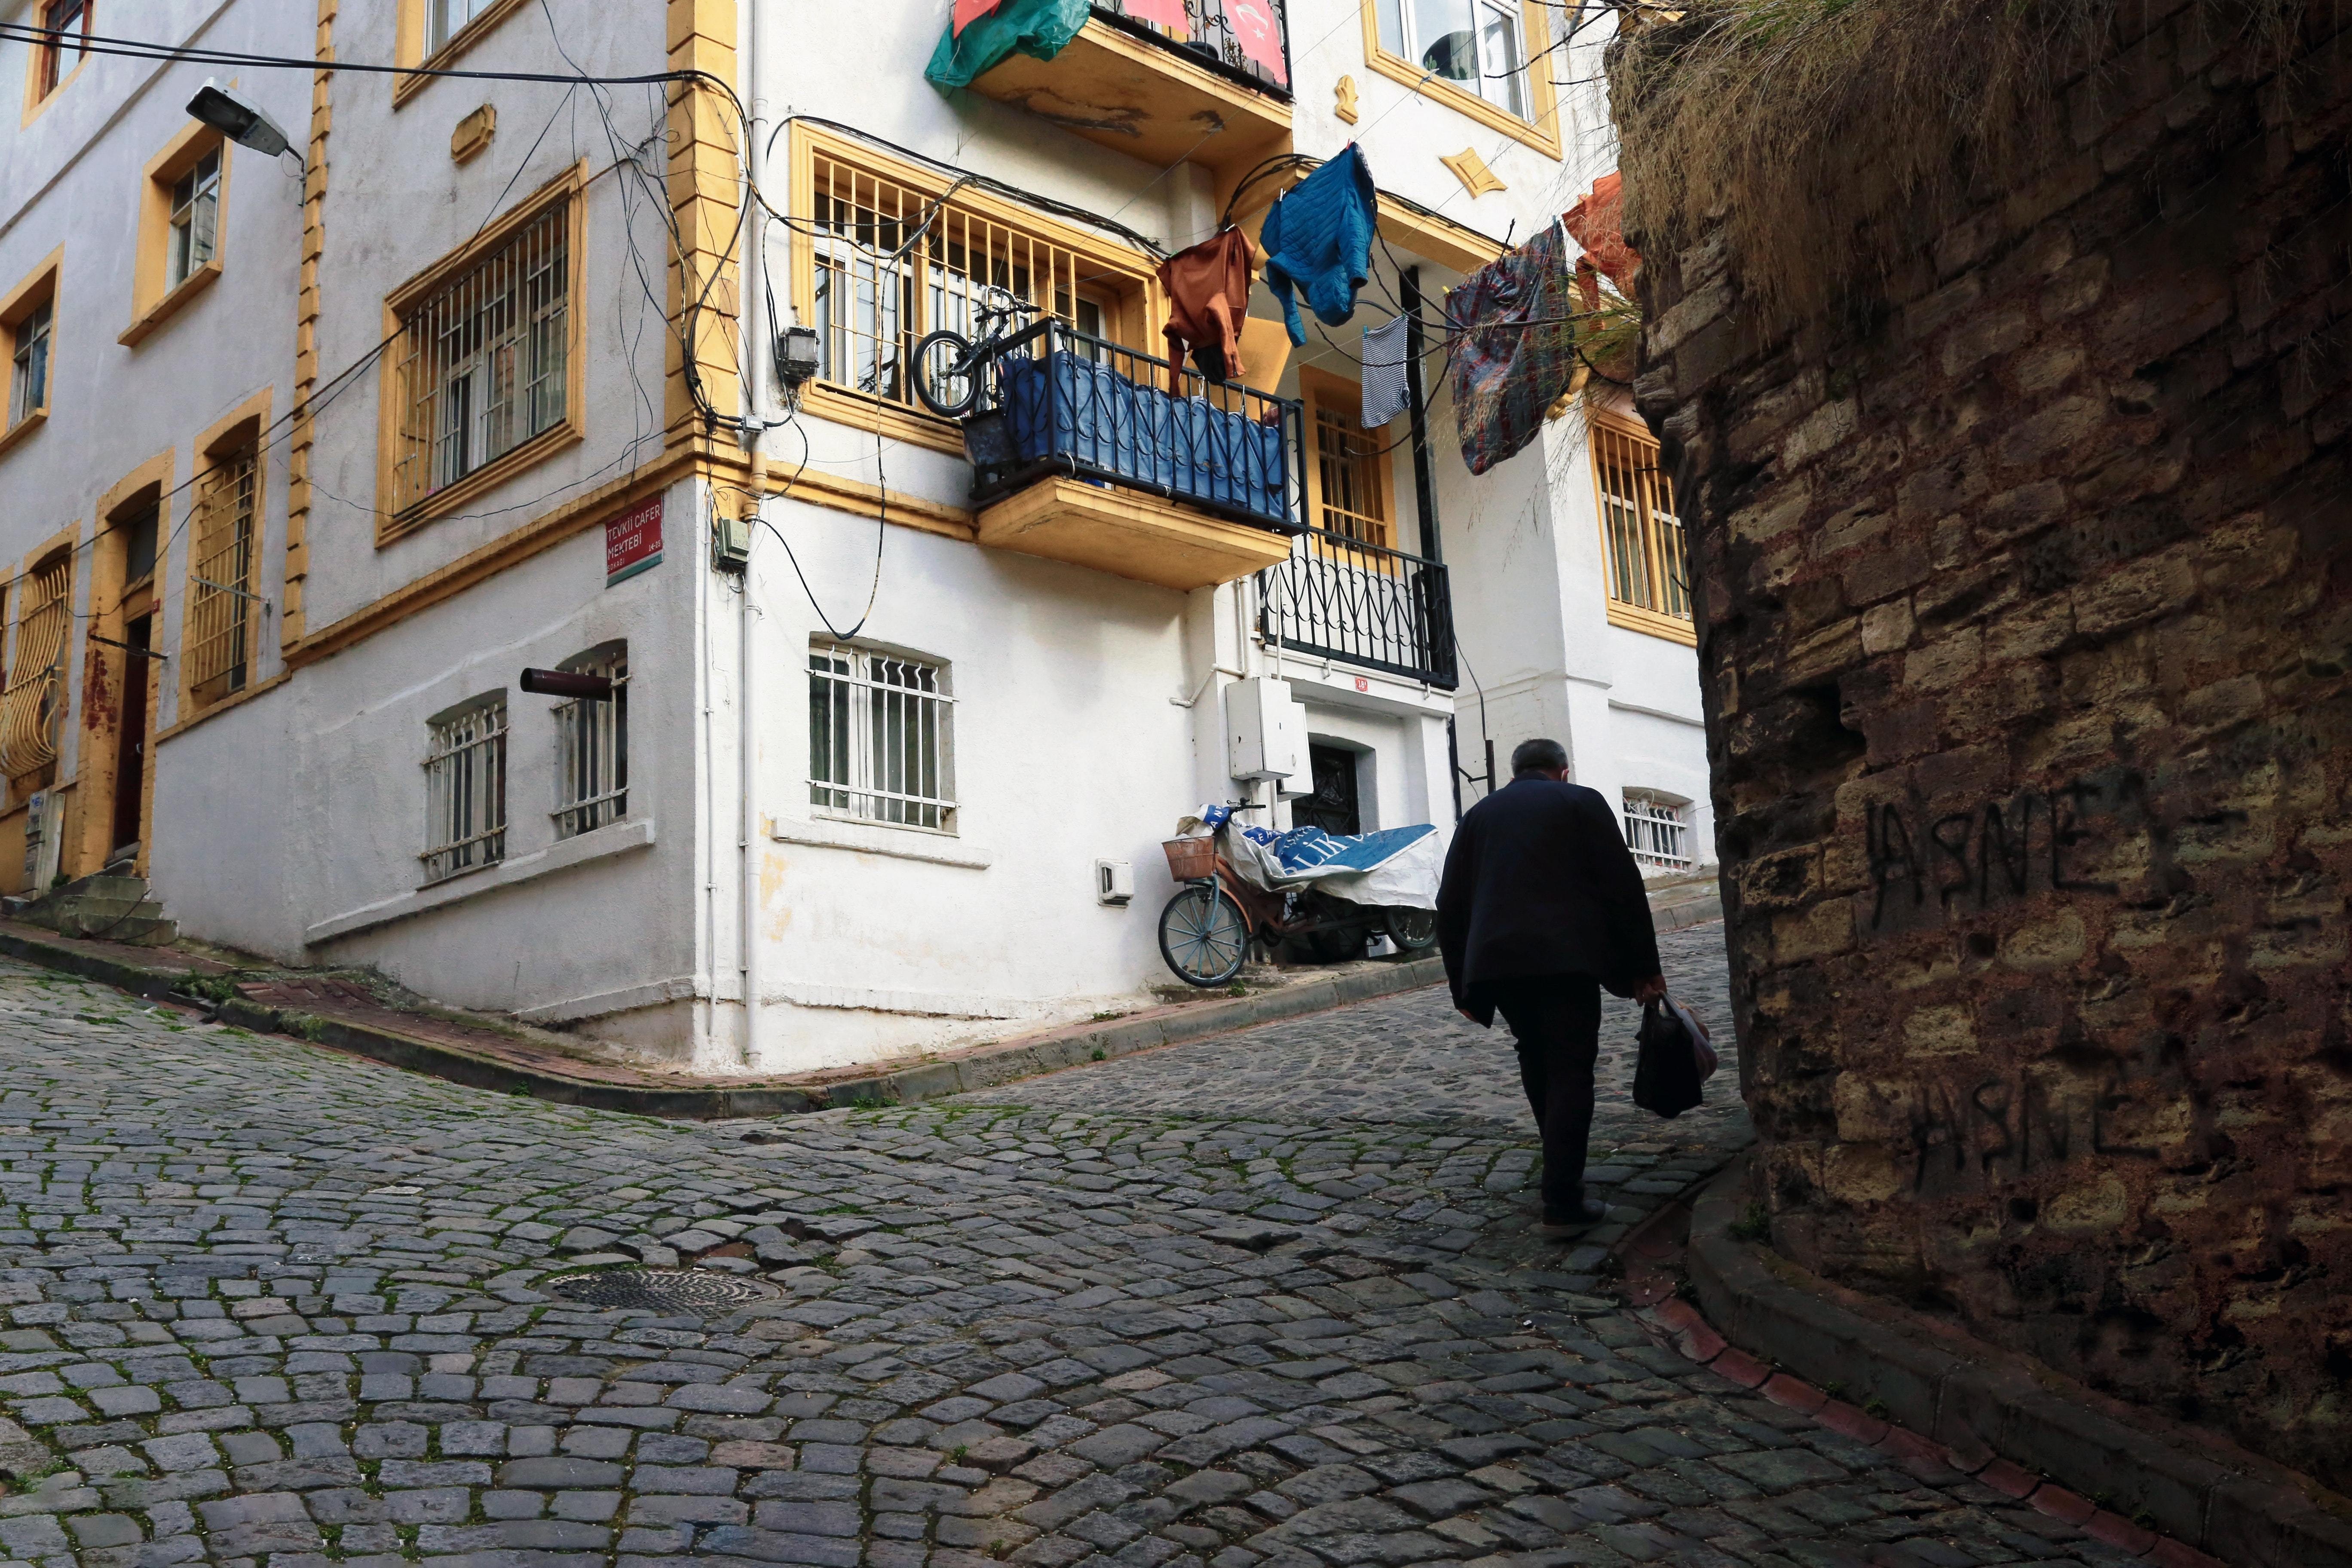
[953,0,1003,35]
[1224,0,1286,84]
[1123,0,1188,27]
[1354,677,1370,692]
[605,495,663,586]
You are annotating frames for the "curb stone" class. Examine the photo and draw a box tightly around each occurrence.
[1683,1158,2352,1568]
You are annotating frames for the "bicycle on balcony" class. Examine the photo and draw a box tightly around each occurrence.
[910,285,1036,419]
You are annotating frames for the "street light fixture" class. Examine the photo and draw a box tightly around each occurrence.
[185,79,300,164]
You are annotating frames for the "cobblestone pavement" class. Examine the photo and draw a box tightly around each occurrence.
[0,927,2158,1567]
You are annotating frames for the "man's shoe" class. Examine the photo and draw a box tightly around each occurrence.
[1536,1198,1609,1238]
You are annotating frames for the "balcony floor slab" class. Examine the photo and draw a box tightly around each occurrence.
[969,18,1290,173]
[975,477,1295,591]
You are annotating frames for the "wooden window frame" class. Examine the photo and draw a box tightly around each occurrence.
[1589,407,1695,647]
[1357,0,1562,158]
[787,126,1163,463]
[1297,365,1397,552]
[392,0,533,107]
[180,393,273,715]
[20,0,92,124]
[375,162,587,543]
[0,249,61,461]
[121,123,230,349]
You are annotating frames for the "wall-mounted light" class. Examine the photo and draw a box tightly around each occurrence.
[775,325,821,389]
[186,79,300,165]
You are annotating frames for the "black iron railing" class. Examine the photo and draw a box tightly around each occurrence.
[1258,528,1458,689]
[965,318,1304,536]
[1091,0,1292,99]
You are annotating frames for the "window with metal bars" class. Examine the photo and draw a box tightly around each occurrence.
[8,300,49,429]
[0,557,70,781]
[551,643,627,839]
[184,448,260,709]
[167,150,221,292]
[1592,420,1691,626]
[1305,374,1392,550]
[808,641,955,833]
[421,694,507,883]
[805,151,1118,410]
[1623,790,1694,872]
[389,198,570,513]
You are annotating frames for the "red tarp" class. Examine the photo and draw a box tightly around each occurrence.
[953,0,1004,36]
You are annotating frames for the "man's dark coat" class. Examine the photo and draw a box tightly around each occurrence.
[1436,777,1663,1024]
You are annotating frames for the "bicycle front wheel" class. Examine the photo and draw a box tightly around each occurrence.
[1158,885,1249,988]
[911,330,980,417]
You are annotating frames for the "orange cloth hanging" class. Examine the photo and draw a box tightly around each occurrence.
[1157,227,1258,391]
[1562,171,1641,293]
[953,0,1004,36]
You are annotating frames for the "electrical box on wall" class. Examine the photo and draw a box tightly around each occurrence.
[1226,677,1303,783]
[1094,859,1134,906]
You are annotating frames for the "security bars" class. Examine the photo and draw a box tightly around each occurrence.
[1623,790,1694,871]
[808,642,955,833]
[1311,399,1390,550]
[1259,527,1458,689]
[551,647,627,839]
[167,150,221,291]
[184,450,259,709]
[0,558,70,779]
[421,697,507,883]
[1593,421,1691,621]
[389,199,569,514]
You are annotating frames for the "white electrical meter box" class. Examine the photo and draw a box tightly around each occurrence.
[1226,676,1304,783]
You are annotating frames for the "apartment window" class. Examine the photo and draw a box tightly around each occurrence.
[427,0,498,52]
[551,643,627,839]
[1592,418,1693,642]
[421,694,507,882]
[1300,369,1394,550]
[167,150,221,292]
[1375,0,1531,119]
[33,0,91,100]
[6,301,49,429]
[0,557,70,781]
[387,191,573,515]
[805,149,1124,411]
[1623,791,1694,873]
[183,447,260,709]
[809,641,955,833]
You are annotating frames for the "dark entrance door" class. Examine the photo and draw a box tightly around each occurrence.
[1292,743,1361,836]
[109,616,151,856]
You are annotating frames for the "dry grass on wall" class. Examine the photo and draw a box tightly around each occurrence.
[1607,0,2316,328]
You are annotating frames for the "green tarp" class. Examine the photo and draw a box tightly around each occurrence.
[924,0,1091,91]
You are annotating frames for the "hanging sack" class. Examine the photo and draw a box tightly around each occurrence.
[1632,993,1715,1119]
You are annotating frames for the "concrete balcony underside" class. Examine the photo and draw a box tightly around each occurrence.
[976,478,1294,591]
[968,19,1289,174]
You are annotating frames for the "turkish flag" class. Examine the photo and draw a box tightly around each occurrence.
[1222,0,1287,84]
[1122,0,1190,26]
[953,0,1003,35]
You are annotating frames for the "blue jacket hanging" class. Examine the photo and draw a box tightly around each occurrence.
[1261,146,1378,347]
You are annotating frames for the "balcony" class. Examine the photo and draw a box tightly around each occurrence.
[1258,528,1459,689]
[964,319,1304,591]
[965,1,1292,175]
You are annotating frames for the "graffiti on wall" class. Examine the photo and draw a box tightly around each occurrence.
[1864,769,2152,932]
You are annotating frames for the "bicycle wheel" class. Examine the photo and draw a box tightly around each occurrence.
[1384,906,1438,951]
[911,330,979,417]
[1158,885,1249,987]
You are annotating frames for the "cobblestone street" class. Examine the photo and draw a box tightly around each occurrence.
[0,925,2160,1567]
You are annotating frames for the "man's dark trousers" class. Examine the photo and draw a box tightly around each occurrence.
[1489,976,1603,1215]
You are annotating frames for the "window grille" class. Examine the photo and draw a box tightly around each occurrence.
[1375,0,1531,119]
[36,0,89,97]
[808,642,955,832]
[551,646,627,839]
[427,0,497,52]
[807,151,1118,409]
[1623,791,1694,872]
[1593,421,1690,620]
[167,150,221,291]
[1311,400,1391,551]
[421,697,507,882]
[0,558,70,779]
[8,301,49,428]
[388,199,569,513]
[184,450,260,709]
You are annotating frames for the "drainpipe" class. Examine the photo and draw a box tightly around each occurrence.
[737,6,765,1068]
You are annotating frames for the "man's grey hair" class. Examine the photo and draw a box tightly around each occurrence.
[1512,738,1569,777]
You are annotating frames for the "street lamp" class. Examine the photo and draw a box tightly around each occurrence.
[185,79,300,165]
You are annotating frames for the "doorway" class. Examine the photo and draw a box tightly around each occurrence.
[1292,743,1362,836]
[108,614,151,858]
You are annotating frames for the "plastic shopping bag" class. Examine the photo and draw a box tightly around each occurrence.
[1632,993,1716,1119]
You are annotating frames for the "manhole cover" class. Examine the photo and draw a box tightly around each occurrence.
[541,1266,782,1314]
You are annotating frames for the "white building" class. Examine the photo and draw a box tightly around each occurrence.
[0,0,1708,1075]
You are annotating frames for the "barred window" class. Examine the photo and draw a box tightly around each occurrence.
[421,695,507,883]
[389,197,570,513]
[1594,421,1690,625]
[0,557,69,780]
[808,641,955,833]
[1623,790,1694,873]
[551,643,627,839]
[167,149,221,292]
[184,447,260,710]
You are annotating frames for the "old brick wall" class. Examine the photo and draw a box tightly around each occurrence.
[1623,8,2352,1484]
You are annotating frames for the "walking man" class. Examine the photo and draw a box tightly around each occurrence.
[1437,738,1666,1236]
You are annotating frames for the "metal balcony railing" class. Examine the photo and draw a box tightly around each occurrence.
[1258,528,1459,689]
[1090,0,1292,98]
[966,318,1304,536]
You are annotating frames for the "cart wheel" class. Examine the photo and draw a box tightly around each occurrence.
[911,330,979,417]
[1384,906,1438,951]
[1159,885,1249,987]
[1294,925,1366,965]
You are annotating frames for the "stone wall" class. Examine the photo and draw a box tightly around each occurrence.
[1622,7,2352,1484]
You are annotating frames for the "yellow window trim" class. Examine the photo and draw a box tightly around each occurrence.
[0,247,62,453]
[1,523,80,793]
[1355,0,1562,159]
[1588,405,1696,647]
[1296,364,1397,552]
[123,122,232,346]
[374,161,589,544]
[392,0,535,108]
[18,4,92,129]
[785,124,1163,463]
[0,410,46,463]
[179,387,274,717]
